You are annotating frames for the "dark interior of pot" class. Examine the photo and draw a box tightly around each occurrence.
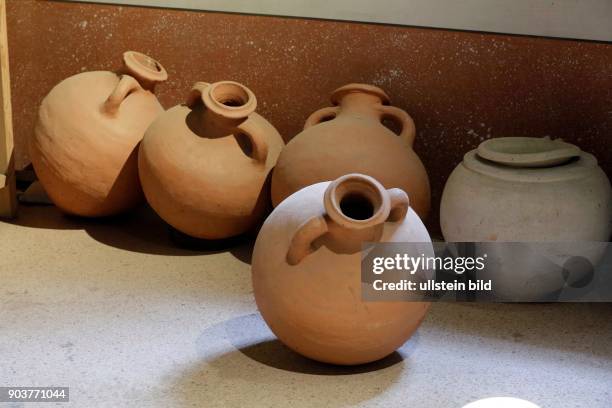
[339,192,375,220]
[332,176,386,223]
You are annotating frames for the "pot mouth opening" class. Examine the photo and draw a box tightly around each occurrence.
[325,174,388,228]
[211,82,251,107]
[204,81,257,119]
[132,52,163,72]
[339,192,376,220]
[122,51,168,83]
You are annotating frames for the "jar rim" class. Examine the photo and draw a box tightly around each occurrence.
[330,83,390,106]
[323,174,390,229]
[122,51,168,83]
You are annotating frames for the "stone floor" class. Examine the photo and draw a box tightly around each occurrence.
[1,205,611,407]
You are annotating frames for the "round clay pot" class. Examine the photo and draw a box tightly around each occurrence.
[253,173,432,365]
[31,51,167,217]
[138,81,284,239]
[271,83,431,219]
[440,137,612,299]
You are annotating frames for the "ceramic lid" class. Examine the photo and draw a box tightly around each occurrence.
[477,137,580,168]
[463,145,599,183]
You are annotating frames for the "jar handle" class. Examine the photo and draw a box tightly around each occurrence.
[386,188,409,222]
[304,106,340,129]
[235,118,269,163]
[186,81,211,107]
[286,215,328,265]
[379,105,416,147]
[103,75,142,115]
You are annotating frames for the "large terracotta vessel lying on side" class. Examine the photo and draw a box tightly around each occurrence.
[271,83,431,219]
[139,81,284,239]
[440,137,612,299]
[31,51,167,216]
[253,173,432,365]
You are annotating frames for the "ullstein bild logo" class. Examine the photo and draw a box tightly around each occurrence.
[361,242,612,302]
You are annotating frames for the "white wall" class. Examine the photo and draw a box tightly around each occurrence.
[66,0,612,41]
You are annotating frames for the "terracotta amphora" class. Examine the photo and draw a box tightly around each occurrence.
[271,83,431,219]
[253,173,432,365]
[31,51,167,217]
[138,81,285,239]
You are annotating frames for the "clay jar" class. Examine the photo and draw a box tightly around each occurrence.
[440,137,612,299]
[138,81,284,239]
[271,83,431,219]
[252,173,432,365]
[31,51,167,216]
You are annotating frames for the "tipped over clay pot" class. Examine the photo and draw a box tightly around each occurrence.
[138,81,284,239]
[253,173,432,365]
[31,51,167,217]
[271,83,431,219]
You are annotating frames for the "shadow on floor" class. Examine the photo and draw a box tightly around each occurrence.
[218,313,410,375]
[173,312,407,407]
[167,227,255,264]
[237,339,404,375]
[7,202,83,230]
[83,205,224,257]
[4,203,254,262]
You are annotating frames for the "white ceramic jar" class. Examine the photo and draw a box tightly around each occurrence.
[440,137,612,299]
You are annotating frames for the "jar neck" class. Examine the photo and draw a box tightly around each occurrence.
[197,106,244,136]
[321,219,384,254]
[187,81,257,136]
[336,92,384,120]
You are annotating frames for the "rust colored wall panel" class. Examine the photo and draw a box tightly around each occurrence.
[5,0,612,233]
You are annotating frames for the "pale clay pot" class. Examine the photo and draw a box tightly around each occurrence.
[31,51,167,217]
[138,81,284,239]
[253,174,432,365]
[271,83,431,220]
[440,137,612,299]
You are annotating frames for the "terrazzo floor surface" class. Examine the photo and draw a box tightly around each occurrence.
[1,205,611,407]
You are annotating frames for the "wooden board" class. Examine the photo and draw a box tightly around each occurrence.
[0,0,16,217]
